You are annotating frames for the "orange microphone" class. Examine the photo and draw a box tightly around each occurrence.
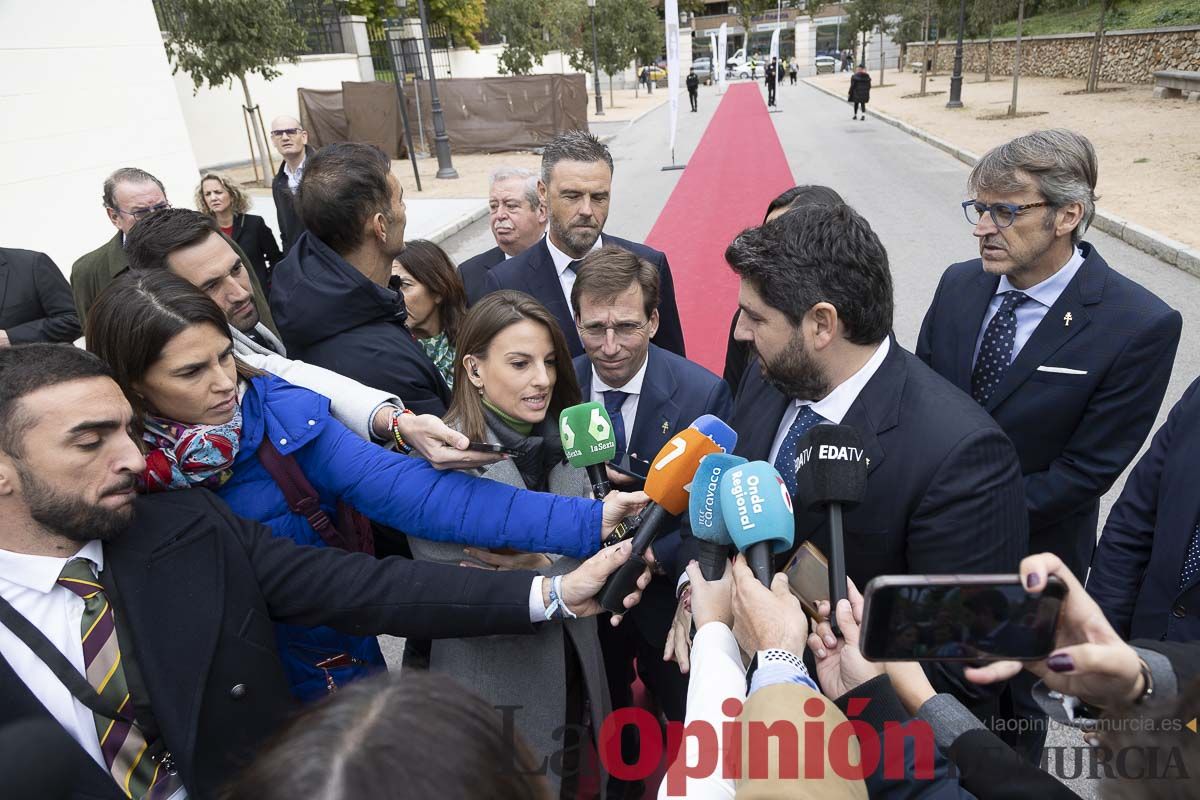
[596,428,721,613]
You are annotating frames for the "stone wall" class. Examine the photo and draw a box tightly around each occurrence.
[907,25,1200,84]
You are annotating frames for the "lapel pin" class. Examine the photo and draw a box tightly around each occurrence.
[661,420,670,434]
[1063,312,1073,327]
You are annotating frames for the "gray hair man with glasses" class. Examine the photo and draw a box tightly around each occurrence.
[917,128,1182,765]
[269,115,314,255]
[69,167,171,328]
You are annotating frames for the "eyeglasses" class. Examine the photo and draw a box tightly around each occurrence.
[962,199,1053,229]
[111,201,171,221]
[270,127,304,138]
[577,321,650,343]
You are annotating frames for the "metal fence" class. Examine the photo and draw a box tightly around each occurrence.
[366,18,453,82]
[152,0,346,55]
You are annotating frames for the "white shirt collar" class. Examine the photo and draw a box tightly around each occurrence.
[803,337,891,424]
[545,233,603,278]
[592,351,650,397]
[283,154,307,179]
[0,539,105,595]
[996,246,1084,307]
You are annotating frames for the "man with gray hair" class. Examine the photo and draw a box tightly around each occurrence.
[459,166,546,304]
[481,130,685,357]
[917,128,1181,762]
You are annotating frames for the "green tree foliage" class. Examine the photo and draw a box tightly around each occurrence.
[566,0,660,77]
[344,0,487,49]
[487,0,576,74]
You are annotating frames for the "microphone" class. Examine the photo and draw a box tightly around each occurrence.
[793,424,868,636]
[688,453,746,581]
[688,414,738,454]
[596,427,722,613]
[720,461,795,587]
[560,402,618,499]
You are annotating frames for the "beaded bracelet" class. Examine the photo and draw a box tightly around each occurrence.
[389,408,416,454]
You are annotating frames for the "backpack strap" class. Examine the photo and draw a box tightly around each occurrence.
[257,438,346,549]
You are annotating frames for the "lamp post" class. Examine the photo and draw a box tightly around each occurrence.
[946,0,968,108]
[416,0,458,178]
[587,0,604,116]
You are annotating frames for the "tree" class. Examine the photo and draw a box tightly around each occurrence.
[1008,0,1025,116]
[486,0,577,75]
[564,0,659,106]
[159,0,306,185]
[732,0,776,58]
[1085,0,1131,93]
[849,0,897,86]
[345,0,487,49]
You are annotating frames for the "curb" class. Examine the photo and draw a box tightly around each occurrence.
[803,79,1200,277]
[424,201,489,245]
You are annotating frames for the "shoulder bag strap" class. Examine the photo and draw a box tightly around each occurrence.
[256,438,345,549]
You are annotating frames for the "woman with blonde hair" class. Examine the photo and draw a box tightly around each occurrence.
[196,171,282,292]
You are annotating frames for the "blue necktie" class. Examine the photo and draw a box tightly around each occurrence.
[971,290,1031,405]
[773,405,827,497]
[602,390,629,464]
[1180,524,1200,590]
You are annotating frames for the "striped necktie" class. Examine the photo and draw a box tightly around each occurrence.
[57,559,181,799]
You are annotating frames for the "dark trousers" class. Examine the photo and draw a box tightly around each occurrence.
[767,84,776,105]
[688,90,697,111]
[853,101,866,115]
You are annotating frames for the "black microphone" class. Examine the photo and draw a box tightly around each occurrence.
[0,718,86,800]
[793,424,868,637]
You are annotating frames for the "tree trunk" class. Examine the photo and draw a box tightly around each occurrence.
[1086,1,1108,93]
[1009,0,1025,117]
[920,1,931,95]
[879,26,885,87]
[985,20,993,82]
[609,73,614,107]
[932,18,941,75]
[239,74,273,186]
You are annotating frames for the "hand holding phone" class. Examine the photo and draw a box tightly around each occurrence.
[465,441,522,457]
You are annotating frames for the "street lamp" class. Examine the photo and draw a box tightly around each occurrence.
[946,0,968,108]
[416,0,458,178]
[587,0,604,116]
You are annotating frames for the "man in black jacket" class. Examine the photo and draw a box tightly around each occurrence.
[269,142,452,416]
[0,344,649,800]
[268,116,313,256]
[0,248,80,345]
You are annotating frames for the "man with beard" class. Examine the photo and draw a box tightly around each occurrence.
[0,344,651,800]
[481,131,685,358]
[458,167,547,304]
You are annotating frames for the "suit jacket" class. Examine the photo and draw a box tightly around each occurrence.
[481,235,686,358]
[726,339,1028,585]
[1089,375,1200,642]
[0,248,80,343]
[917,242,1181,576]
[230,213,282,294]
[459,244,506,305]
[0,489,538,800]
[271,145,314,256]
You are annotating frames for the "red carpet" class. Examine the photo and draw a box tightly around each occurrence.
[645,84,796,374]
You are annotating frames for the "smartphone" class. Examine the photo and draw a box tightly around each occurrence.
[783,542,830,621]
[860,574,1066,662]
[465,441,522,457]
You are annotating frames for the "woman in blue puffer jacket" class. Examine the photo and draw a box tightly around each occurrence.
[86,271,642,700]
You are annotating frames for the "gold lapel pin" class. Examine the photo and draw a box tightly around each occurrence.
[1063,312,1073,327]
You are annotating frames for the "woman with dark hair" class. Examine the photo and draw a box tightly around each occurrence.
[84,272,644,700]
[408,290,610,798]
[196,172,282,292]
[723,185,847,394]
[392,239,467,390]
[224,671,551,800]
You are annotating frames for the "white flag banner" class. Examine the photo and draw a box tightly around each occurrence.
[770,27,780,64]
[664,0,681,153]
[717,23,728,95]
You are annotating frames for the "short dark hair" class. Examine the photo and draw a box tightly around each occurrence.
[297,142,395,255]
[125,208,222,272]
[102,167,166,209]
[763,185,845,223]
[0,345,114,457]
[540,130,614,186]
[395,240,468,345]
[223,671,550,800]
[725,204,893,345]
[570,245,660,320]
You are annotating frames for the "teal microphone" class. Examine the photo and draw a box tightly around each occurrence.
[720,461,795,587]
[560,402,618,499]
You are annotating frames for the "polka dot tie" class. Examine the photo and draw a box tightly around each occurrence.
[773,405,827,497]
[971,291,1030,405]
[1180,524,1200,590]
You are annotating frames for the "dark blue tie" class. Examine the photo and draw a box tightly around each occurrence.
[602,390,629,463]
[773,405,827,497]
[1180,524,1200,590]
[971,290,1030,405]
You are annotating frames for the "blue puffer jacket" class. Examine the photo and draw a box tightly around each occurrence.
[219,375,605,699]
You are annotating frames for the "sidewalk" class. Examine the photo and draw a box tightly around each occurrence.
[807,70,1200,252]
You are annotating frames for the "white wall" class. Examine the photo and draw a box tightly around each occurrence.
[447,43,575,79]
[174,53,362,169]
[0,0,200,276]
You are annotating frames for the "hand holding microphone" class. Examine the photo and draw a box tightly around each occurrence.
[550,540,655,626]
[719,461,795,587]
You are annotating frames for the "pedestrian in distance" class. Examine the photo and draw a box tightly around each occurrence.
[789,58,798,84]
[686,68,699,112]
[765,57,778,107]
[849,65,871,120]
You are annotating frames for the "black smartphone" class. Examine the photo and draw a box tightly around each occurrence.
[860,574,1066,662]
[465,441,522,457]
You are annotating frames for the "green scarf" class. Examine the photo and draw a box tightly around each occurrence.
[482,397,533,435]
[419,331,456,391]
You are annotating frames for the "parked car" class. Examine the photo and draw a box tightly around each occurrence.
[645,64,667,81]
[690,57,713,85]
[815,55,837,74]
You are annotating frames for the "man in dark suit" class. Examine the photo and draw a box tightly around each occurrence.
[268,116,313,256]
[459,166,546,304]
[916,129,1181,762]
[569,247,731,793]
[1089,376,1200,643]
[481,131,686,359]
[0,248,80,345]
[0,344,649,800]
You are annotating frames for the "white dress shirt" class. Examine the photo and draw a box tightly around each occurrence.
[545,233,603,310]
[283,155,307,194]
[768,337,891,464]
[589,354,650,455]
[972,246,1085,366]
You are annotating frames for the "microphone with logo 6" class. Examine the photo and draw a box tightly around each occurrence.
[793,424,868,636]
[596,427,723,613]
[720,461,795,587]
[560,402,618,499]
[688,453,747,581]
